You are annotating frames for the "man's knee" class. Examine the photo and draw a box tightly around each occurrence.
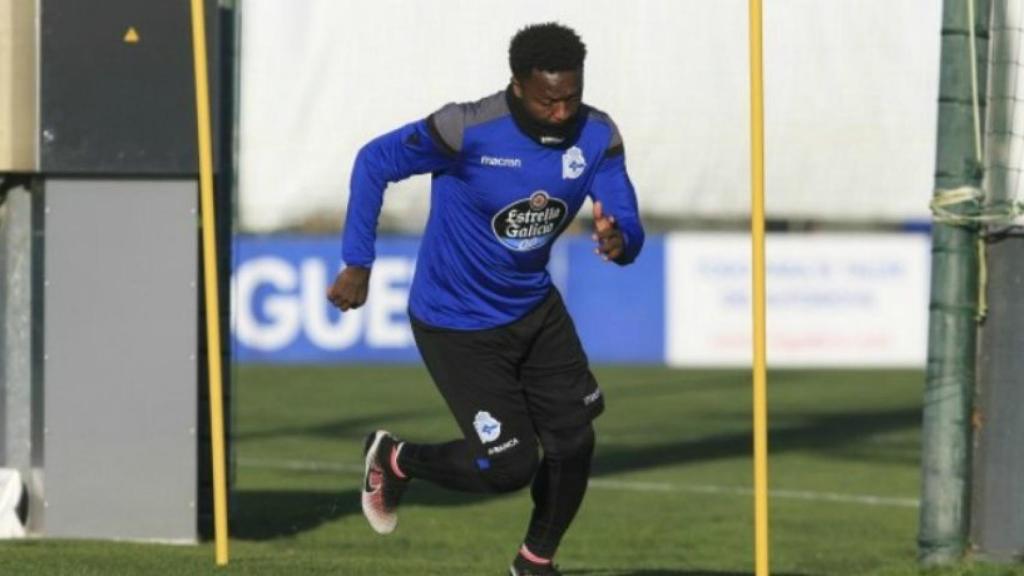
[540,423,595,461]
[478,443,539,493]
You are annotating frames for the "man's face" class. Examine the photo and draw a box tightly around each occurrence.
[512,69,583,127]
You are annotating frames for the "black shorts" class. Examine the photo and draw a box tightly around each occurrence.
[411,288,604,458]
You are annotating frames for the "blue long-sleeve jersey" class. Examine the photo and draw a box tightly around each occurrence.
[342,88,645,330]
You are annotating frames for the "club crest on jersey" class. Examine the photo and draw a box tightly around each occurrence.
[562,146,586,179]
[473,411,502,444]
[492,190,568,252]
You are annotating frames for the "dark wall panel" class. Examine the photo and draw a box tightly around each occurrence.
[40,0,216,174]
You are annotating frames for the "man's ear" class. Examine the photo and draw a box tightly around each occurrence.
[511,76,523,98]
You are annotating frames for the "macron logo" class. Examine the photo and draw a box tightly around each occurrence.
[481,155,522,168]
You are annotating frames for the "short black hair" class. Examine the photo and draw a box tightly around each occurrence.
[508,22,587,79]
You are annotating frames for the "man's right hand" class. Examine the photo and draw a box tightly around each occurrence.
[327,266,371,311]
[592,201,624,262]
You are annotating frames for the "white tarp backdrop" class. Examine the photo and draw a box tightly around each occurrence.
[238,0,942,232]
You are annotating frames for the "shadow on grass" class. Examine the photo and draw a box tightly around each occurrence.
[230,484,495,542]
[593,407,919,477]
[232,407,918,541]
[235,409,429,442]
[565,565,811,569]
[231,489,360,540]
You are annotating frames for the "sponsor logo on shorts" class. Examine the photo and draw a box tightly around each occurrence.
[487,437,520,455]
[491,190,568,252]
[583,389,602,406]
[473,410,502,443]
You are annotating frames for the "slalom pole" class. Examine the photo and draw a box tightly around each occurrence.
[748,0,770,575]
[189,0,230,565]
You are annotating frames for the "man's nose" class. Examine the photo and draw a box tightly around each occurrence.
[550,102,570,123]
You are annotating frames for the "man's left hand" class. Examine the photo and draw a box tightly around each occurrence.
[592,200,624,262]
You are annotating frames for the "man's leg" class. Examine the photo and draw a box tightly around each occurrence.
[397,437,534,493]
[521,423,595,559]
[390,318,540,493]
[514,290,604,565]
[361,423,540,534]
[361,321,539,535]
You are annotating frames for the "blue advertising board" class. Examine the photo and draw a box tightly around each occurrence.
[232,234,667,364]
[561,238,665,363]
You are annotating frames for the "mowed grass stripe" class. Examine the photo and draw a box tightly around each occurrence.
[238,456,920,508]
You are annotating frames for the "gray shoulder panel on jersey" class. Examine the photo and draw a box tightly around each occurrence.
[588,108,624,155]
[427,91,509,155]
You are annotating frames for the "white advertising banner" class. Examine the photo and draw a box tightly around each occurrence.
[666,233,931,368]
[239,0,942,231]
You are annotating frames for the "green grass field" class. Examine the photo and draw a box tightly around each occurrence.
[1,366,1020,575]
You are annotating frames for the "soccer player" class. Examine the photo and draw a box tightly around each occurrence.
[328,22,644,576]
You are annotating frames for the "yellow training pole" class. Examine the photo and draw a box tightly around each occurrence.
[189,0,230,565]
[749,0,770,575]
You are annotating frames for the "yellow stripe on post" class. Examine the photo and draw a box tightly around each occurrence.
[749,1,770,575]
[189,0,230,566]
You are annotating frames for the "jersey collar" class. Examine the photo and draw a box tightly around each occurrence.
[504,85,587,149]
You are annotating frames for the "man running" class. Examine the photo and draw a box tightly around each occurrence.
[328,22,645,575]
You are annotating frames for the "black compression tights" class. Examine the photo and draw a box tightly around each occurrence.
[397,424,596,559]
